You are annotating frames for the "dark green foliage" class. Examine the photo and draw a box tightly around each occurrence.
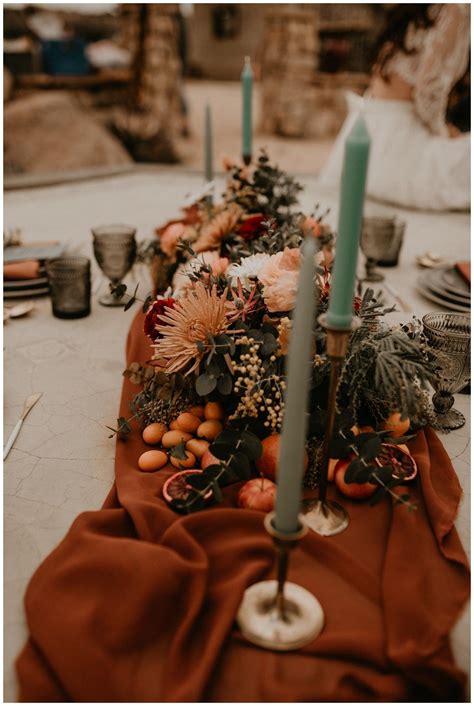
[167,427,263,514]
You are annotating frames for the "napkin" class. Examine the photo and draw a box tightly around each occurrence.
[4,261,40,281]
[455,261,470,287]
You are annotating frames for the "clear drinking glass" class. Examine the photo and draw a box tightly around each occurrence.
[46,257,91,319]
[92,224,137,306]
[422,312,471,431]
[360,217,406,281]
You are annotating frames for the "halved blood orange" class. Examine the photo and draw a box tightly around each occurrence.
[162,469,213,504]
[376,444,417,482]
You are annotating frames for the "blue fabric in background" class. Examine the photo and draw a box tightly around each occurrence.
[41,38,90,76]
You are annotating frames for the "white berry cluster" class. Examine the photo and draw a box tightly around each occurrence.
[229,335,286,431]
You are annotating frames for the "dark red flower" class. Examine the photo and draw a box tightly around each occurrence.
[237,214,266,241]
[353,296,362,315]
[144,297,176,342]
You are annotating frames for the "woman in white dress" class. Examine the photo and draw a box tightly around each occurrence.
[320,4,470,211]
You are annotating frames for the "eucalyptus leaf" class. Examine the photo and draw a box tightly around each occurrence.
[261,333,277,356]
[227,451,251,478]
[202,464,224,479]
[209,442,234,460]
[372,465,394,484]
[214,429,241,445]
[186,473,212,490]
[396,493,411,505]
[124,296,136,311]
[329,435,351,459]
[196,372,217,396]
[206,358,221,376]
[186,489,206,511]
[111,283,127,299]
[344,459,369,484]
[170,441,188,460]
[142,294,153,313]
[217,374,233,395]
[169,498,188,514]
[212,479,223,503]
[368,486,387,506]
[360,436,382,462]
[388,435,416,445]
[239,430,263,460]
[158,386,172,401]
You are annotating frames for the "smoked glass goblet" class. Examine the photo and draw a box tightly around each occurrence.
[360,217,406,281]
[422,312,470,431]
[92,224,137,306]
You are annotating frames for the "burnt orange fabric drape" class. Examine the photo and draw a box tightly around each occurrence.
[16,311,470,702]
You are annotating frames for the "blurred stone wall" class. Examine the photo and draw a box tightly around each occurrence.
[113,3,185,162]
[187,4,275,80]
[261,8,319,138]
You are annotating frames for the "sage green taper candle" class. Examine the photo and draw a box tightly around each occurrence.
[274,236,317,535]
[241,56,253,164]
[326,115,370,329]
[204,103,213,184]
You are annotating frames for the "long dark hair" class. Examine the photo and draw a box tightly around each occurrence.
[373,4,442,78]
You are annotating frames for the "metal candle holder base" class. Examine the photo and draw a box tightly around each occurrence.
[236,512,324,651]
[302,314,361,537]
[302,499,350,537]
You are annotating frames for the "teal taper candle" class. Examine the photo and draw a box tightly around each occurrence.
[274,236,317,535]
[326,116,370,329]
[204,103,213,184]
[241,56,253,164]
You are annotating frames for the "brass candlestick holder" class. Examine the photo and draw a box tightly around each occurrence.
[237,512,324,650]
[302,313,361,536]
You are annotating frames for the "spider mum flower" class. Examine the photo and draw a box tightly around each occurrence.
[153,284,237,375]
[144,297,176,342]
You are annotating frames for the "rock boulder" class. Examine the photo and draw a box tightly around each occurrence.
[4,91,132,175]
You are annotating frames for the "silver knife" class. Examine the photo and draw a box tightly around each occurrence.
[4,393,42,460]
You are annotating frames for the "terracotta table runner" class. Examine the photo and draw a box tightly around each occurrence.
[16,311,470,702]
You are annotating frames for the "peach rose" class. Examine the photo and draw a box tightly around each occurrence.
[160,222,187,257]
[262,271,299,312]
[211,257,230,277]
[258,248,301,312]
[303,216,322,238]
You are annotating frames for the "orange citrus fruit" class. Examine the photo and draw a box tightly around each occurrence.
[381,412,410,438]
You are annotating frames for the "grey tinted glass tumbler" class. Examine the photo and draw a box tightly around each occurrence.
[46,257,91,319]
[92,224,137,306]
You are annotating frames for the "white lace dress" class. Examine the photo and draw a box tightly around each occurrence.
[320,4,471,211]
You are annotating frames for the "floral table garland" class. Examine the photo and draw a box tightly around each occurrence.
[112,154,437,516]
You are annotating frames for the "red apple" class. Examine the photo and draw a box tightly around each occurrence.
[238,478,276,512]
[201,448,221,470]
[334,455,377,500]
[256,434,308,481]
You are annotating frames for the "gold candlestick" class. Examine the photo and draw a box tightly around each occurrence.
[236,512,324,651]
[302,313,360,536]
